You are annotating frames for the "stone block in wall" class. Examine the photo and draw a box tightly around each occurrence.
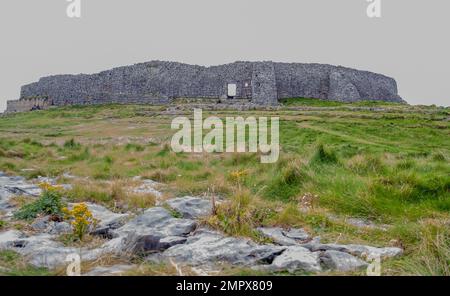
[328,71,361,102]
[252,62,278,106]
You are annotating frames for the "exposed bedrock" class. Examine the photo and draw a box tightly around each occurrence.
[5,61,404,113]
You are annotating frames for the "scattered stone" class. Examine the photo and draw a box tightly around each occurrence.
[0,230,23,249]
[34,176,73,191]
[31,217,50,232]
[0,172,405,273]
[0,230,103,268]
[320,250,368,272]
[164,229,285,266]
[68,203,129,236]
[48,222,72,235]
[266,246,321,273]
[345,218,390,231]
[166,196,212,219]
[283,228,310,242]
[132,179,163,198]
[1,180,41,197]
[84,264,135,276]
[257,227,310,246]
[302,243,403,260]
[105,207,197,255]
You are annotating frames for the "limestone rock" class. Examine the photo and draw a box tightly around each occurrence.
[31,216,72,235]
[68,202,129,236]
[166,196,212,219]
[6,61,403,114]
[320,250,368,272]
[328,71,361,102]
[164,230,285,266]
[257,227,310,246]
[105,207,196,255]
[0,230,23,249]
[132,179,163,198]
[267,246,322,273]
[31,217,50,232]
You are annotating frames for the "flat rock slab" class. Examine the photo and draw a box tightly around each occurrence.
[0,230,100,269]
[69,203,129,234]
[164,230,285,267]
[301,243,403,260]
[83,264,135,276]
[105,207,197,255]
[132,179,163,198]
[266,246,321,273]
[0,173,41,198]
[166,196,212,219]
[320,250,368,272]
[257,227,310,246]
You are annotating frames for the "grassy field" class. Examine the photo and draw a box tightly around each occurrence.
[0,99,449,275]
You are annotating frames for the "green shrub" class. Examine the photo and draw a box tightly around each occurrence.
[14,187,65,220]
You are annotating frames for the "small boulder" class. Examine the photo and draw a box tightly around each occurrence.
[321,250,368,272]
[166,196,212,219]
[268,246,322,273]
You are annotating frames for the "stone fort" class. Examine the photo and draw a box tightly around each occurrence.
[5,61,404,113]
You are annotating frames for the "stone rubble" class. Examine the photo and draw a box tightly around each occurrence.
[165,196,213,219]
[257,227,310,246]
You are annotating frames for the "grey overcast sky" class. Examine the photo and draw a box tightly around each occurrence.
[1,0,449,111]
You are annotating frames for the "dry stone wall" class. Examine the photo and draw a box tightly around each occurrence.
[5,61,404,113]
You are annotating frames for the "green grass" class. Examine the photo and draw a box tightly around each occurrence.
[0,250,52,276]
[0,101,449,275]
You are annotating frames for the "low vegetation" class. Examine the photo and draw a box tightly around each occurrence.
[0,100,449,275]
[14,183,65,220]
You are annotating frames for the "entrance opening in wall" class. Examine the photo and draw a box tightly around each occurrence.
[227,83,237,99]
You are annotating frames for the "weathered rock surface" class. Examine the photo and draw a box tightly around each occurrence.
[0,176,405,274]
[328,72,361,102]
[166,196,212,219]
[132,179,163,198]
[105,207,197,255]
[69,202,129,236]
[257,227,310,246]
[84,264,135,276]
[31,217,72,235]
[266,246,321,273]
[320,250,368,272]
[301,243,403,260]
[0,174,41,197]
[164,230,285,266]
